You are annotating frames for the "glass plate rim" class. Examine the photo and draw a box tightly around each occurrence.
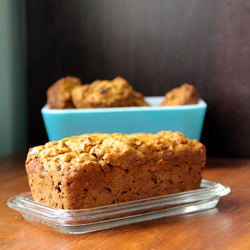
[7,179,230,222]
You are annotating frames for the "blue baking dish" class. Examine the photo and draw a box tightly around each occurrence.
[41,97,207,141]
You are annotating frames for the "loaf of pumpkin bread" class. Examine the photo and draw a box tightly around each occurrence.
[26,131,206,209]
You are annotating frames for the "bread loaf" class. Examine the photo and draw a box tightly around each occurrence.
[26,131,206,209]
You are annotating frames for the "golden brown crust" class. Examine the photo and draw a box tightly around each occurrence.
[47,76,82,109]
[26,131,206,209]
[72,77,149,108]
[161,83,199,106]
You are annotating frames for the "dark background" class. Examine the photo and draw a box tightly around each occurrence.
[26,0,250,158]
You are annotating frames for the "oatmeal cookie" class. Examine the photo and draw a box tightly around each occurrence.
[72,77,149,108]
[47,76,82,109]
[161,83,199,106]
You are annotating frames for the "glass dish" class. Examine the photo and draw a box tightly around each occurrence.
[7,179,230,234]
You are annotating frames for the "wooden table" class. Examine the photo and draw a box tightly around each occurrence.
[0,154,250,250]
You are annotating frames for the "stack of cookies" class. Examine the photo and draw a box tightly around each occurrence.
[47,76,200,109]
[47,76,149,109]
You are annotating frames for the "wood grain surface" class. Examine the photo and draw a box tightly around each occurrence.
[25,0,250,157]
[0,154,250,250]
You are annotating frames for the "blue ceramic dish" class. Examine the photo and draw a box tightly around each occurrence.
[42,97,207,141]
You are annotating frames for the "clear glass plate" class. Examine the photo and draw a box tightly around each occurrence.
[7,179,230,234]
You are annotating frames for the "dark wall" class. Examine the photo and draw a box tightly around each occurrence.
[26,0,250,158]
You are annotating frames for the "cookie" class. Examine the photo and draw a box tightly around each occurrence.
[47,76,82,109]
[72,77,149,108]
[161,83,199,106]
